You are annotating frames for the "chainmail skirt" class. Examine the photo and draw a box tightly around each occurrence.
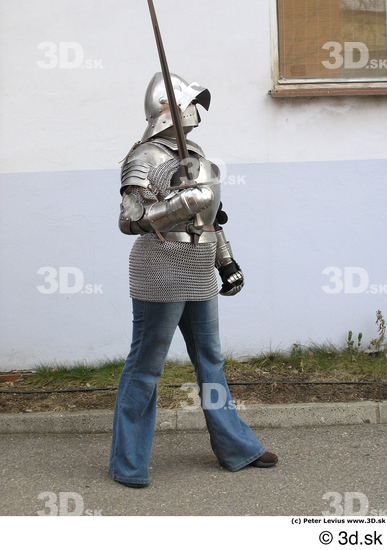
[129,233,219,302]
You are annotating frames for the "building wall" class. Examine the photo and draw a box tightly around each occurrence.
[1,0,386,369]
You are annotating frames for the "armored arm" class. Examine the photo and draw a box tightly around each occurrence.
[214,205,244,296]
[147,186,213,232]
[119,153,213,235]
[119,185,213,235]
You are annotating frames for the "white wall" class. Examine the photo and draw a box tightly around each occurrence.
[1,0,386,370]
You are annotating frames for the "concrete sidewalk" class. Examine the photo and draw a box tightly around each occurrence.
[0,402,386,516]
[0,424,386,516]
[0,401,386,434]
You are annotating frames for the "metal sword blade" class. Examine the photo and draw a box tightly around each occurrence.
[147,0,192,183]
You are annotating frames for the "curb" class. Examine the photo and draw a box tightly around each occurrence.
[0,401,385,434]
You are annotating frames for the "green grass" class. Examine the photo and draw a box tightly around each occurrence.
[233,345,387,380]
[28,358,124,388]
[23,343,386,390]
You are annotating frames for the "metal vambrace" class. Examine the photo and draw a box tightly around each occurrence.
[119,186,213,235]
[146,186,214,233]
[215,229,233,269]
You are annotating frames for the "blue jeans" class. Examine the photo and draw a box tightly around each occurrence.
[109,297,265,485]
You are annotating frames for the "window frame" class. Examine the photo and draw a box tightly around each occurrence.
[269,0,387,97]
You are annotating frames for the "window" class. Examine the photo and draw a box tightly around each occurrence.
[270,0,387,96]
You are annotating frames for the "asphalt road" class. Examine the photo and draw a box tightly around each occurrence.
[0,424,386,517]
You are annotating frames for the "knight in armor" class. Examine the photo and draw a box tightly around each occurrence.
[109,73,278,488]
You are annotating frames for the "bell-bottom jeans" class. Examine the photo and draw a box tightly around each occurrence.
[109,297,265,485]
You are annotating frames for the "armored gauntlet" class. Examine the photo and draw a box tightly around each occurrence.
[215,229,244,296]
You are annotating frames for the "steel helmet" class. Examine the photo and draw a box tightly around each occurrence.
[141,72,211,141]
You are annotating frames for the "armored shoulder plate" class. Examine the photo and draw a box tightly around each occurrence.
[150,136,205,158]
[193,156,221,226]
[120,141,175,195]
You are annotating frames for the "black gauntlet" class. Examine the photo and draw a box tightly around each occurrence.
[215,228,244,296]
[218,260,244,296]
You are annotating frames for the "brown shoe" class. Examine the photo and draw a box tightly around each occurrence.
[117,480,149,488]
[250,451,278,468]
